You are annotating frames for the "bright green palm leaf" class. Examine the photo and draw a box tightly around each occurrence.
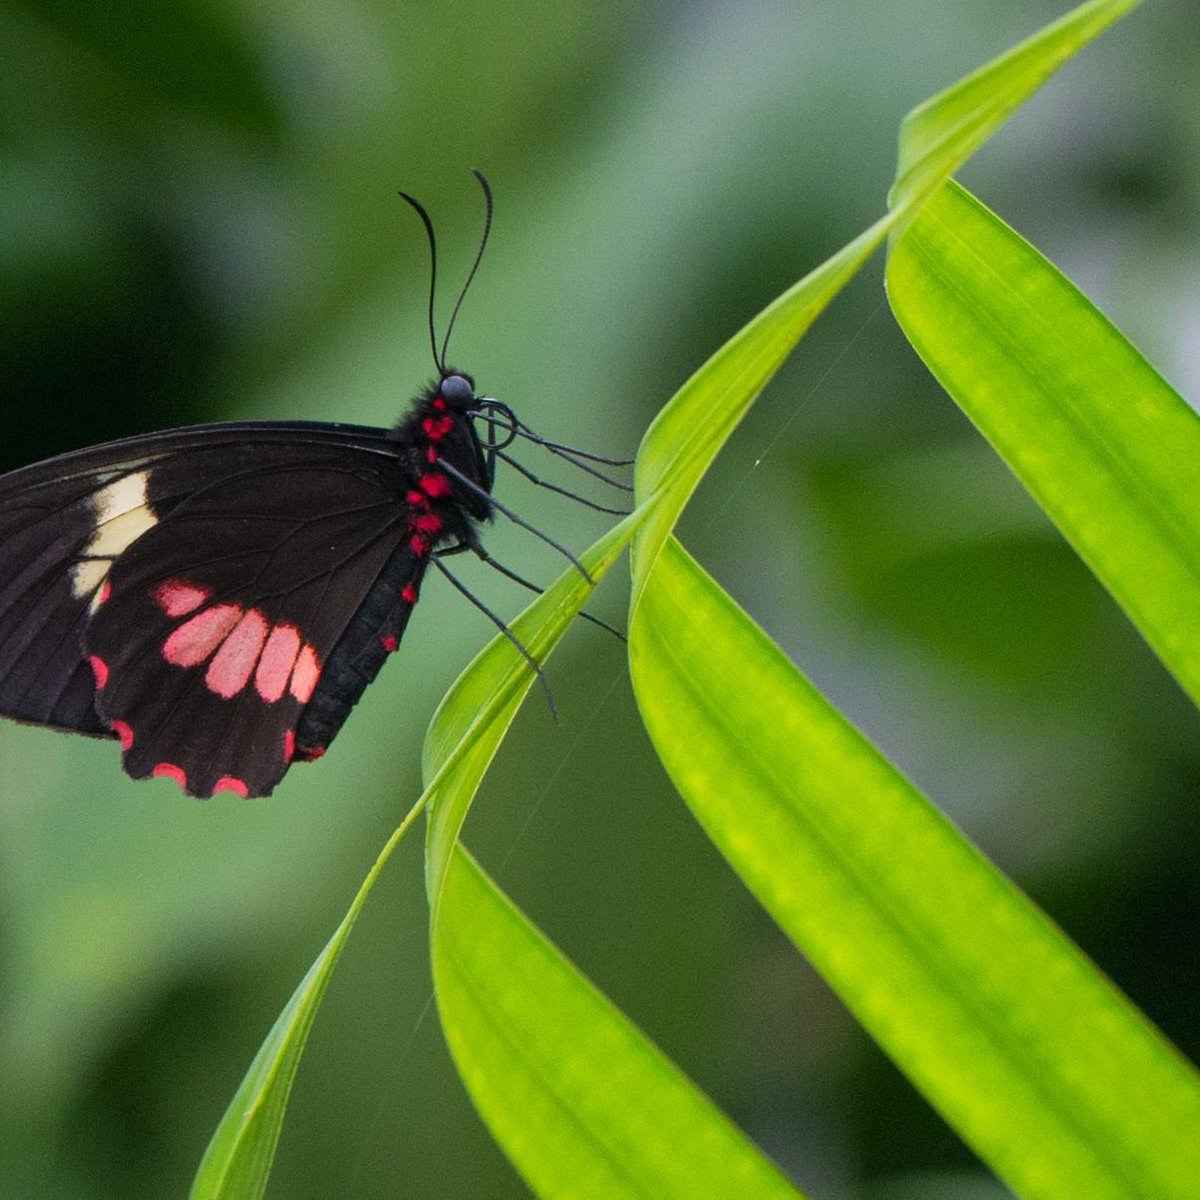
[887,179,1200,705]
[631,536,1200,1198]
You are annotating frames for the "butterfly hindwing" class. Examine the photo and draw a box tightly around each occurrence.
[0,423,430,795]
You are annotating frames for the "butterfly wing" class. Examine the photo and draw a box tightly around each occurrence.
[0,423,417,796]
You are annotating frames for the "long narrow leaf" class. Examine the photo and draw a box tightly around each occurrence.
[423,513,803,1197]
[630,537,1200,1198]
[887,179,1200,706]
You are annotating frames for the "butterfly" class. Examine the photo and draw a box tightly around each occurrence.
[0,173,624,799]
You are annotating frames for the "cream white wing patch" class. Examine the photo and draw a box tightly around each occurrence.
[69,470,157,610]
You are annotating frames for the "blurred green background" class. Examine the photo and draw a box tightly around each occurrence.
[2,1,1198,1195]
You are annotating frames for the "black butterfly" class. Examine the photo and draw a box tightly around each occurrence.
[0,174,624,798]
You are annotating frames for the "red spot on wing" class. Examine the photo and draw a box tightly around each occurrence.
[420,473,451,497]
[381,634,398,652]
[89,655,109,689]
[206,609,269,698]
[413,513,442,534]
[296,742,325,761]
[213,776,250,798]
[111,720,134,751]
[97,580,112,607]
[155,579,212,618]
[163,604,242,667]
[283,729,295,764]
[289,644,321,703]
[152,762,188,789]
[255,623,302,703]
[401,584,418,604]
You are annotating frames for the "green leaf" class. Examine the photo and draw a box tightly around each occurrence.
[423,515,804,1198]
[631,537,1200,1198]
[887,179,1200,708]
[891,0,1141,211]
[432,847,802,1199]
[633,0,1141,591]
[189,802,427,1200]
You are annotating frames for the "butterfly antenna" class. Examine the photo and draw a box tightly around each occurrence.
[397,188,444,372]
[439,169,494,368]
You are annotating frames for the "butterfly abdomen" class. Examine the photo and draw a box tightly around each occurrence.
[292,541,425,759]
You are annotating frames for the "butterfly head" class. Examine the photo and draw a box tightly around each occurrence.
[438,371,476,409]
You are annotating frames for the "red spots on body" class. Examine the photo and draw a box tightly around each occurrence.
[89,655,109,689]
[401,583,418,604]
[410,534,430,555]
[206,609,269,698]
[155,579,212,618]
[433,397,447,410]
[381,634,398,652]
[406,489,426,506]
[283,730,295,764]
[420,473,451,498]
[213,776,250,798]
[426,447,438,463]
[111,720,134,751]
[152,762,188,788]
[290,644,321,703]
[163,603,241,667]
[421,414,454,440]
[255,623,302,703]
[413,513,442,535]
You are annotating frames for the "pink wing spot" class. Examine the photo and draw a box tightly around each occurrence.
[401,584,418,604]
[155,579,212,617]
[111,720,134,751]
[413,513,442,534]
[255,623,302,703]
[289,643,321,703]
[89,655,109,689]
[152,762,188,789]
[96,580,112,607]
[213,776,250,798]
[296,742,325,762]
[420,473,451,497]
[283,730,295,764]
[205,608,269,698]
[380,634,398,652]
[163,604,242,667]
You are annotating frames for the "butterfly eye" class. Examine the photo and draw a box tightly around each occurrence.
[440,374,475,407]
